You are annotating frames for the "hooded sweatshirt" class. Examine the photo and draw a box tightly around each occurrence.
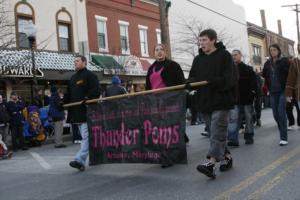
[188,42,238,113]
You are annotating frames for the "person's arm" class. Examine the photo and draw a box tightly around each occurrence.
[209,51,237,91]
[285,60,297,102]
[86,72,101,99]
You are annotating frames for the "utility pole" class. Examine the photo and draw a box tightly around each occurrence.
[158,0,171,58]
[282,4,300,42]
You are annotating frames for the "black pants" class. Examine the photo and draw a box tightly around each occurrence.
[11,124,25,150]
[286,99,300,126]
[254,97,262,122]
[72,124,82,142]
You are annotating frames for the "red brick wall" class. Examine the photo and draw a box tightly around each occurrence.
[86,0,160,58]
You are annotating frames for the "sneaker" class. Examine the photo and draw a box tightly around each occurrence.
[201,132,209,137]
[196,161,216,178]
[227,141,239,147]
[69,160,85,171]
[220,157,233,172]
[288,125,296,131]
[161,163,174,168]
[279,140,288,146]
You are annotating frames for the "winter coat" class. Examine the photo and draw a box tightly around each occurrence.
[49,92,65,122]
[145,59,185,90]
[105,85,127,97]
[262,57,290,93]
[285,57,300,100]
[64,68,101,123]
[6,100,25,126]
[0,102,10,124]
[236,62,257,105]
[188,42,237,113]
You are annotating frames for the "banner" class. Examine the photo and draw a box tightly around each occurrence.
[87,91,187,165]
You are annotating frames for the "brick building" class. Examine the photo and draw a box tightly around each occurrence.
[86,0,161,85]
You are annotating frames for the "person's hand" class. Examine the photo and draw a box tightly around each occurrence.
[286,96,293,103]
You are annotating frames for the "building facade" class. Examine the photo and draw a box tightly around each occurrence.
[85,0,160,84]
[0,0,102,102]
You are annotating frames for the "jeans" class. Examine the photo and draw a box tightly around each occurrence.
[228,105,254,143]
[74,123,89,166]
[203,110,230,162]
[270,92,287,141]
[72,124,82,142]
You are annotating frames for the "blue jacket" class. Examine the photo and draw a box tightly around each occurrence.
[49,92,65,121]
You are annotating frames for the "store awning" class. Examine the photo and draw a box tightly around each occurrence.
[91,55,123,69]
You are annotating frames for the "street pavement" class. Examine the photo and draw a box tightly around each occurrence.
[1,108,300,200]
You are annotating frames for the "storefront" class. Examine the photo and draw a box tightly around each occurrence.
[0,48,103,103]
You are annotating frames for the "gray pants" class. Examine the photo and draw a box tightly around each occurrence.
[54,121,64,145]
[203,110,230,162]
[0,125,9,144]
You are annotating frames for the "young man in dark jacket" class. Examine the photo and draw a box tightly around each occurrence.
[228,50,257,147]
[6,92,27,151]
[65,55,101,171]
[263,44,290,146]
[188,29,237,179]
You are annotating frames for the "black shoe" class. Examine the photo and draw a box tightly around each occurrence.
[184,134,190,144]
[21,147,28,151]
[69,160,85,171]
[196,162,216,178]
[256,119,261,127]
[227,141,239,147]
[220,157,233,172]
[161,163,174,168]
[245,139,254,145]
[54,144,67,148]
[201,132,209,137]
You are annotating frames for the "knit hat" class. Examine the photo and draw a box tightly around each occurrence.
[112,75,121,85]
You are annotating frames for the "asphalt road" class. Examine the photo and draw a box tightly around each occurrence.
[1,109,300,200]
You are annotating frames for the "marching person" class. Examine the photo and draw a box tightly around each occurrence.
[227,50,257,147]
[146,43,189,168]
[65,55,101,171]
[188,29,237,179]
[263,44,290,146]
[286,43,300,130]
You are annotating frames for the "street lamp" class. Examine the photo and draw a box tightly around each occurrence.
[22,21,37,102]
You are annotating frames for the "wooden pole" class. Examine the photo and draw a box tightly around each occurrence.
[63,81,208,108]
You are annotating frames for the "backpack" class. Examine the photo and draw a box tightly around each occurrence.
[0,104,10,123]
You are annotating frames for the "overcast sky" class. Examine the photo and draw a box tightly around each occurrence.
[233,0,299,42]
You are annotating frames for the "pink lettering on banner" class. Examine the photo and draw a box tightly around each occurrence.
[92,122,140,149]
[143,120,181,149]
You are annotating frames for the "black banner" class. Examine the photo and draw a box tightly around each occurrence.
[87,91,187,165]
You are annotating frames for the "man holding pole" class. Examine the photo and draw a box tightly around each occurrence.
[65,55,101,171]
[188,29,237,179]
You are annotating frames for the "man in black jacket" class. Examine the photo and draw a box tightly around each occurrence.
[228,50,257,147]
[188,29,237,179]
[65,55,101,171]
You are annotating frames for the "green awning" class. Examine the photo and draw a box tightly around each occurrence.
[91,55,123,69]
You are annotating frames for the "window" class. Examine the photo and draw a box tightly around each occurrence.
[119,21,130,55]
[139,25,149,57]
[156,29,161,44]
[96,16,108,52]
[15,2,35,49]
[18,17,33,48]
[56,9,74,52]
[58,23,71,51]
[252,45,262,65]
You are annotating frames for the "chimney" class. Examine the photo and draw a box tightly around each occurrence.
[277,20,282,36]
[260,10,267,29]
